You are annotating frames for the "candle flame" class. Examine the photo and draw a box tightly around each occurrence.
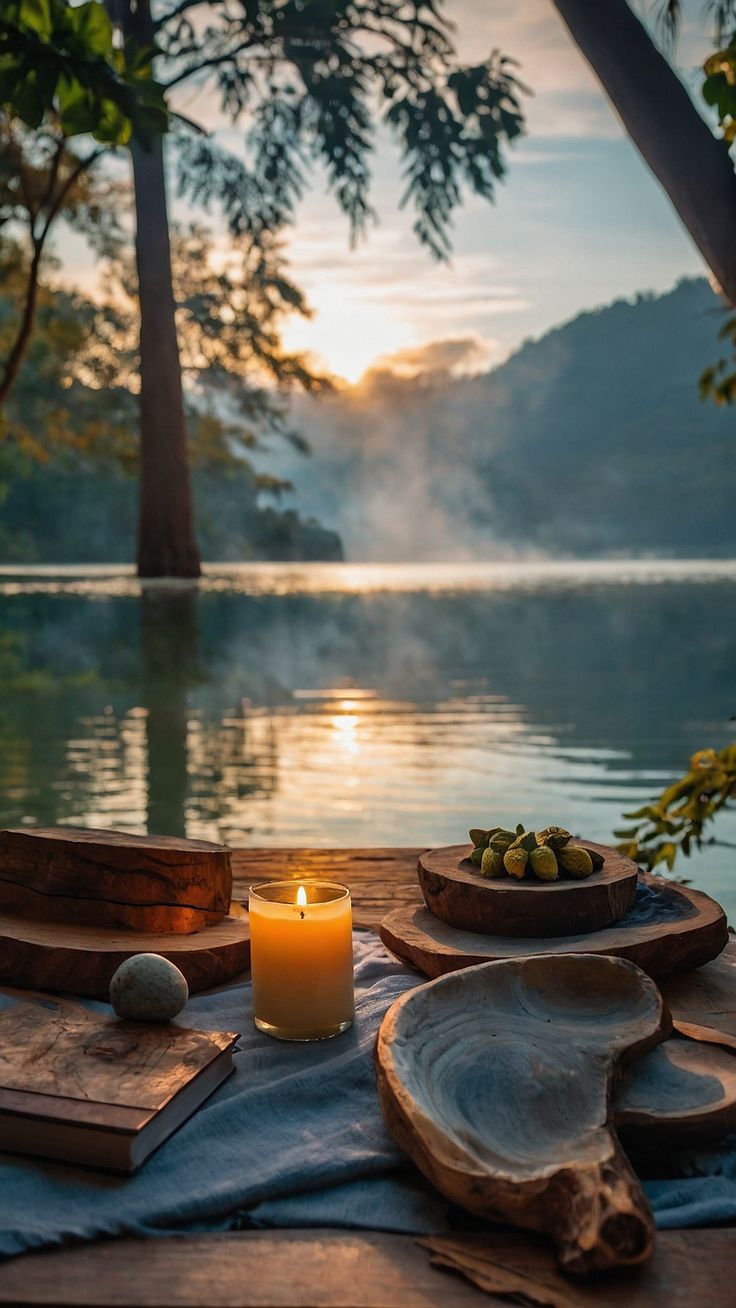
[296,885,307,907]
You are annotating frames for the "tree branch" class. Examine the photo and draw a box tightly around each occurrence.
[39,146,104,243]
[163,42,258,89]
[552,0,736,306]
[0,147,104,409]
[153,0,208,34]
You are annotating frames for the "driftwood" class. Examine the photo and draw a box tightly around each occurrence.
[376,953,667,1274]
[417,842,637,937]
[0,910,250,997]
[0,827,232,933]
[380,874,727,979]
[418,1230,736,1308]
[616,1036,736,1141]
[660,938,736,1051]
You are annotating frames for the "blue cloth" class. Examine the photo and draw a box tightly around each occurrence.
[0,932,734,1259]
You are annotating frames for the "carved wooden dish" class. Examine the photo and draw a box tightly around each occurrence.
[616,1036,736,1142]
[375,953,667,1274]
[418,841,637,938]
[380,873,728,979]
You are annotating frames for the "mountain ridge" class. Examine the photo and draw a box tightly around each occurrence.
[277,277,734,559]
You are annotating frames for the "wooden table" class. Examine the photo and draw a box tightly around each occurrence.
[0,848,732,1308]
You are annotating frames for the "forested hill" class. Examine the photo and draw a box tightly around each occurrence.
[279,278,735,559]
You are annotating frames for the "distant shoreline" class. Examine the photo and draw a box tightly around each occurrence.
[1,558,735,599]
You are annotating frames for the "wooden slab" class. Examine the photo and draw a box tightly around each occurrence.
[376,953,667,1274]
[417,1229,736,1308]
[418,841,638,937]
[0,827,232,934]
[0,911,249,997]
[0,1229,732,1308]
[380,874,728,979]
[230,847,427,930]
[660,937,736,1050]
[616,1035,736,1141]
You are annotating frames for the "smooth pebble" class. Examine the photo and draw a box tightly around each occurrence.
[109,953,189,1022]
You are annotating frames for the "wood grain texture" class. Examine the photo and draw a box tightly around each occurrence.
[230,846,425,928]
[376,953,667,1274]
[380,874,728,979]
[0,911,250,997]
[418,841,638,937]
[419,1229,736,1308]
[1,1229,735,1308]
[0,828,232,933]
[660,936,736,1048]
[615,1035,736,1141]
[0,995,236,1112]
[0,850,732,1307]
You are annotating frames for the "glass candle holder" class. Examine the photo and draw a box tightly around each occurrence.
[248,880,354,1041]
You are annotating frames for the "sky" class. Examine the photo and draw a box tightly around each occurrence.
[62,0,718,383]
[274,0,715,380]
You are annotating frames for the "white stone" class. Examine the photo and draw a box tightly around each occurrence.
[109,953,189,1022]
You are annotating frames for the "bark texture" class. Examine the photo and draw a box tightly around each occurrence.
[553,0,736,307]
[122,0,201,577]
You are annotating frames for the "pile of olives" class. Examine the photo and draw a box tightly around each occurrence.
[468,824,604,882]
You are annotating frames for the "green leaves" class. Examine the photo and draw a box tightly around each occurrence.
[699,311,736,407]
[386,52,527,259]
[615,743,736,874]
[164,1,528,261]
[0,0,168,145]
[69,2,112,58]
[703,42,736,141]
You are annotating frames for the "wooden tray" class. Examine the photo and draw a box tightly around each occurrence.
[376,953,666,1274]
[380,873,728,979]
[660,937,736,1051]
[616,1036,736,1142]
[0,911,250,997]
[418,841,637,937]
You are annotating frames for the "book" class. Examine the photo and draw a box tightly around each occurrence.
[0,995,239,1172]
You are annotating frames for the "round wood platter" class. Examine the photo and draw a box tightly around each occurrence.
[418,841,637,937]
[380,873,728,979]
[0,911,250,998]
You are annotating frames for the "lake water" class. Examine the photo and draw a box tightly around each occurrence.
[0,560,734,918]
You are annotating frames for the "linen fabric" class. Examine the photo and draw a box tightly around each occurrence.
[0,933,733,1258]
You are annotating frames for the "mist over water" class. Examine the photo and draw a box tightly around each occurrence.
[0,560,734,918]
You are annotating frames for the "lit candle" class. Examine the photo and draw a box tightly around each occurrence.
[248,880,354,1041]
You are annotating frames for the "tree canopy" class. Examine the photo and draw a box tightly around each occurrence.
[0,0,167,142]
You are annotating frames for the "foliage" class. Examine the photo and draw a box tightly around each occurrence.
[161,1,527,260]
[0,223,325,483]
[0,0,167,144]
[0,115,127,259]
[657,3,736,402]
[696,38,736,404]
[699,311,736,404]
[0,240,343,561]
[615,745,736,872]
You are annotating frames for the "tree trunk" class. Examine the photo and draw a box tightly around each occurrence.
[140,589,198,836]
[552,0,736,307]
[0,241,43,405]
[122,0,201,577]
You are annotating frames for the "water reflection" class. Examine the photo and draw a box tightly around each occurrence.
[0,562,733,915]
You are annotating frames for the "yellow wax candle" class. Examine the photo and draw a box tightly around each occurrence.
[248,880,354,1041]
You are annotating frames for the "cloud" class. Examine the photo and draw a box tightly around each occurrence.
[365,333,502,380]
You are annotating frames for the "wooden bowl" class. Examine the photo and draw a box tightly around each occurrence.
[376,952,666,1274]
[417,840,638,937]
